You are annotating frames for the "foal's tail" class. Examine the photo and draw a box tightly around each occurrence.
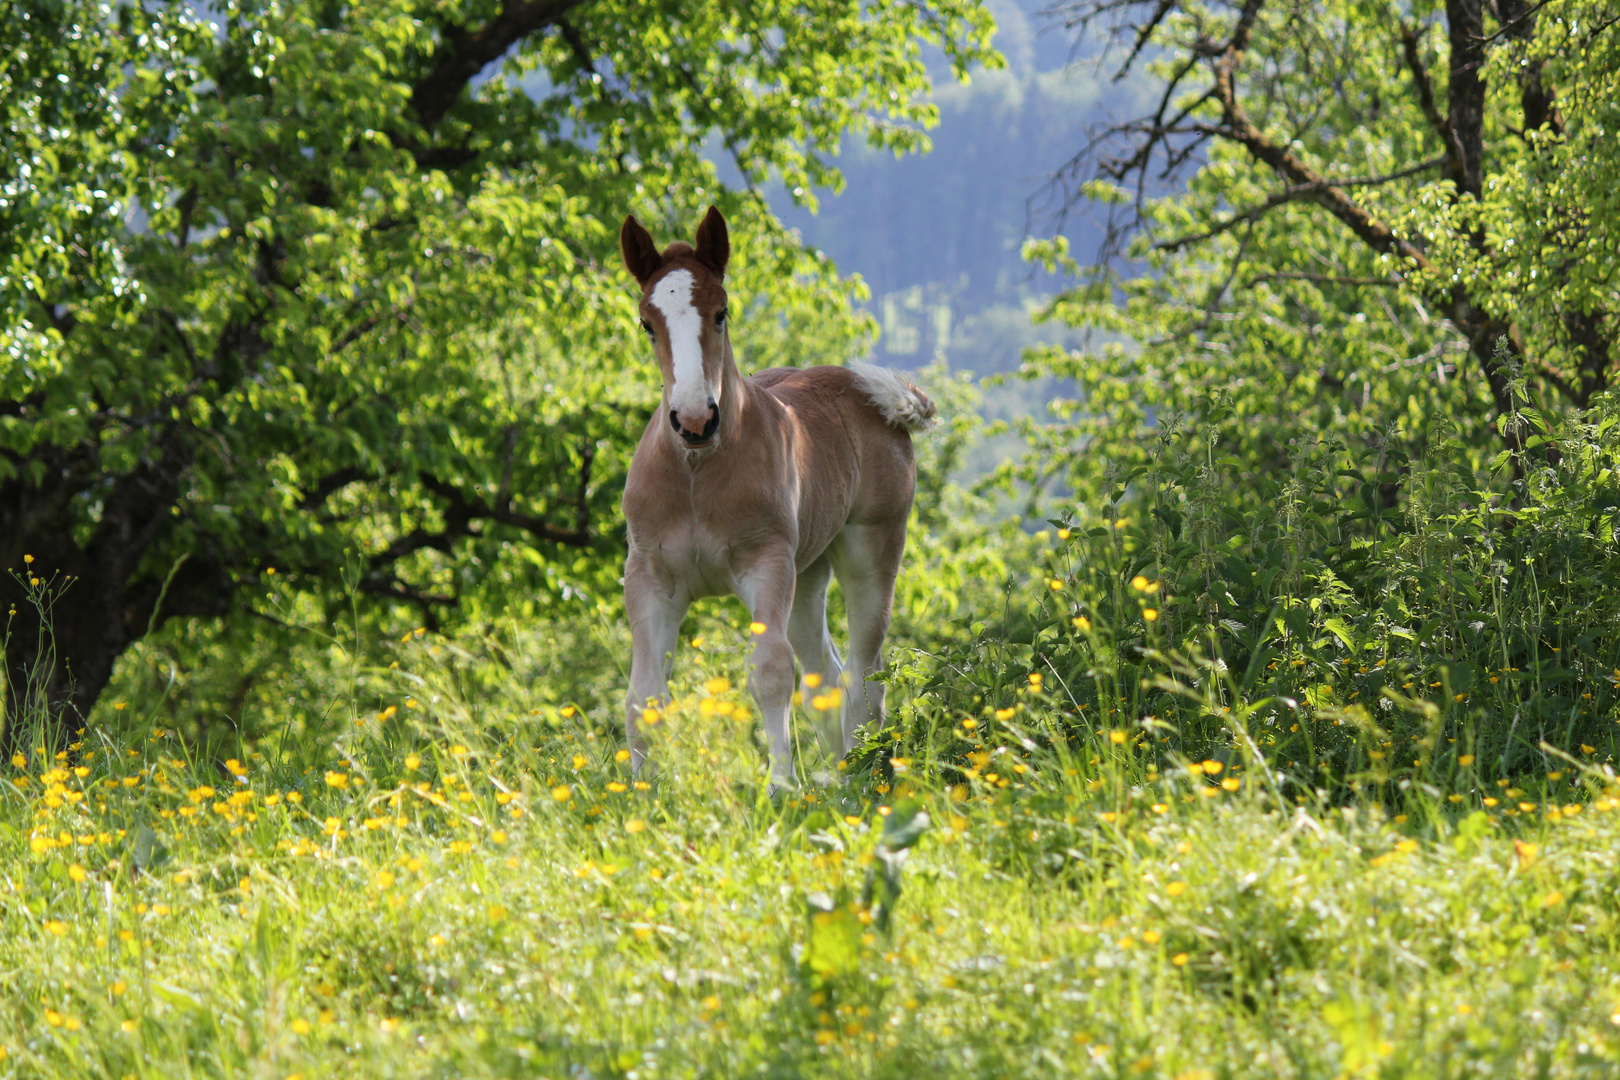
[848,362,939,433]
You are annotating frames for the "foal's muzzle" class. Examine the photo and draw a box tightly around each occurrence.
[671,401,719,446]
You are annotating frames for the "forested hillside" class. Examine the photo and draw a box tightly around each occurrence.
[765,0,1138,374]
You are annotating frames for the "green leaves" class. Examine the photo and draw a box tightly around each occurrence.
[880,797,931,852]
[1028,0,1620,510]
[131,825,170,874]
[0,0,997,723]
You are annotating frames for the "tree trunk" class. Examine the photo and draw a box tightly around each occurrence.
[0,437,230,755]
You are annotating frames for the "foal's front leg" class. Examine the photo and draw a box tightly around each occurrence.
[735,550,798,793]
[624,559,687,775]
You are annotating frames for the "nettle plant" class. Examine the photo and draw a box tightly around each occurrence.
[882,380,1620,807]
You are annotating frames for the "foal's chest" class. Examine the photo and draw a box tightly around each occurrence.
[631,514,742,599]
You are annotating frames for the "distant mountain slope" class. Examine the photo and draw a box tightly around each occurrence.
[763,0,1150,371]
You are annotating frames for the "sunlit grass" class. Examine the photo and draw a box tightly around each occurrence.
[7,634,1620,1078]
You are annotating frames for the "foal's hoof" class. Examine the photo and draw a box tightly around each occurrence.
[766,777,798,800]
[810,768,845,788]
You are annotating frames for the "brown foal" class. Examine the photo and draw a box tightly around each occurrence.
[619,207,936,791]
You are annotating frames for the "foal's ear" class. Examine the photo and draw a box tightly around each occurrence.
[694,205,729,280]
[620,215,663,287]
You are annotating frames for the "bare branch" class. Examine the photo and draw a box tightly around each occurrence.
[1154,157,1446,252]
[1113,0,1176,81]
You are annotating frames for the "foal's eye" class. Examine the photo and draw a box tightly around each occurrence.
[714,309,727,330]
[640,318,654,338]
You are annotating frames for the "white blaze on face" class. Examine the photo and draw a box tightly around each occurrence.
[649,269,713,423]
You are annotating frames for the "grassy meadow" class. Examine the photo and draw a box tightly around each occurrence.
[10,0,1620,1075]
[8,494,1620,1079]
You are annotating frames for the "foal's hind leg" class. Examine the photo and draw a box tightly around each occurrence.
[786,556,845,771]
[735,548,800,793]
[828,520,908,753]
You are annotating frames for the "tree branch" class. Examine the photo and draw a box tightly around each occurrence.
[420,471,593,547]
[1153,157,1446,252]
[1400,24,1467,188]
[1112,0,1176,82]
[1246,271,1409,288]
[1444,0,1487,198]
[1201,119,1431,269]
[409,0,592,131]
[1498,0,1564,137]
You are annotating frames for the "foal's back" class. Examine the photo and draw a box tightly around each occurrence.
[748,365,925,562]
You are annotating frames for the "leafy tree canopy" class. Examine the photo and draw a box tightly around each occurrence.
[0,0,998,737]
[1023,0,1619,497]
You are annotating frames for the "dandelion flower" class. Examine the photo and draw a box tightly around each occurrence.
[1142,608,1159,622]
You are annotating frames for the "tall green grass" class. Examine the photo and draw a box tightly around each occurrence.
[891,388,1620,809]
[4,616,1620,1078]
[7,374,1620,1076]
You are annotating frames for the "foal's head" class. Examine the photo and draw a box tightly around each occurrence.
[620,207,731,449]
